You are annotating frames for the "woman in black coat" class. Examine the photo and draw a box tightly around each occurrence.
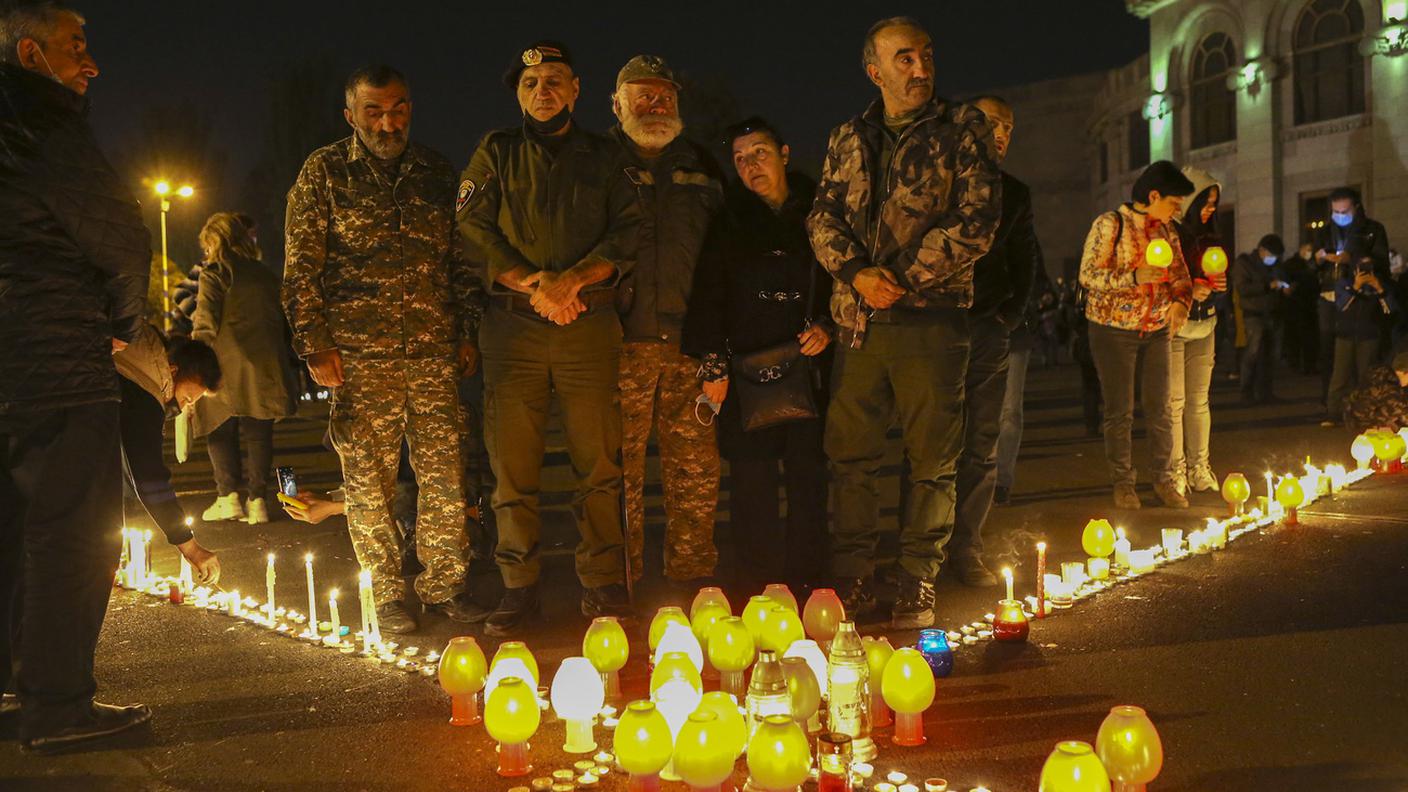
[682,117,833,594]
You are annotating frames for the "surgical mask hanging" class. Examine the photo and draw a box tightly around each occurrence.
[1331,211,1354,228]
[34,47,63,86]
[694,392,721,426]
[524,105,571,136]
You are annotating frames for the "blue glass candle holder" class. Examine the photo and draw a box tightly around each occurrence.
[917,628,953,678]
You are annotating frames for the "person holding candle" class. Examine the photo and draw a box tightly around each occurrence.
[1078,160,1194,510]
[1169,166,1226,495]
[113,323,224,585]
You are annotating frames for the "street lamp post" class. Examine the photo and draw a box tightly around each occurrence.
[154,180,195,332]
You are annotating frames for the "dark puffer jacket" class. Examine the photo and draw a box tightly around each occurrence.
[0,63,150,414]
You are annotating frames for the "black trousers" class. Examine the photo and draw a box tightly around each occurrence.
[727,446,828,593]
[950,316,1010,560]
[0,401,123,738]
[206,415,274,501]
[119,378,190,545]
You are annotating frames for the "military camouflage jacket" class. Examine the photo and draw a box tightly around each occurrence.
[283,136,480,360]
[806,97,1002,330]
[1343,366,1408,433]
[456,124,639,292]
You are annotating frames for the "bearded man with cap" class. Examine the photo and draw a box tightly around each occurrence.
[609,55,725,590]
[458,40,641,636]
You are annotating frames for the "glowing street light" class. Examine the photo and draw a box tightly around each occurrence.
[153,179,195,332]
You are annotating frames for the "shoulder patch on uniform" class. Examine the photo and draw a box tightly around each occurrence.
[456,179,475,212]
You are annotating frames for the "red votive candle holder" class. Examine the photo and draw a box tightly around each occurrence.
[496,741,530,777]
[893,710,926,747]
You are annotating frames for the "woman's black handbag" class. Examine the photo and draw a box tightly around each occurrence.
[730,264,819,432]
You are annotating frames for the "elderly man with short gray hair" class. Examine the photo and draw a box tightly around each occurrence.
[0,1,154,752]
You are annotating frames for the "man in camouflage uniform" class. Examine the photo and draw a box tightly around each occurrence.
[807,18,1001,628]
[284,65,485,633]
[609,55,725,587]
[458,41,640,636]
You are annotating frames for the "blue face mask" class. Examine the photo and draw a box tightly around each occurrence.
[1262,255,1277,266]
[1331,211,1354,227]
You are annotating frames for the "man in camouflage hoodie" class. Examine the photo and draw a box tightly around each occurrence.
[284,65,485,633]
[807,17,1001,628]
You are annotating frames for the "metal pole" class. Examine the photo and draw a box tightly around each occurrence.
[160,199,171,332]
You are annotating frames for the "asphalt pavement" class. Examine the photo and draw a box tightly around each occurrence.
[1,361,1405,791]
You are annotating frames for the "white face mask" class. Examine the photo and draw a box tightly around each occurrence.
[34,47,63,85]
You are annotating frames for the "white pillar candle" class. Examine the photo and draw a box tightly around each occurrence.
[304,554,318,637]
[1002,567,1014,601]
[359,569,379,649]
[265,554,276,623]
[328,590,341,645]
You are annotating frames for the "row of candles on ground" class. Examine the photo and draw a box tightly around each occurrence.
[112,435,1399,788]
[114,541,445,671]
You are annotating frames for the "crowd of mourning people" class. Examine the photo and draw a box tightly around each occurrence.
[3,2,1407,753]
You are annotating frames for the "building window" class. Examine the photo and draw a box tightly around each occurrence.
[1099,140,1109,183]
[1128,111,1150,171]
[1189,32,1238,148]
[1293,0,1366,125]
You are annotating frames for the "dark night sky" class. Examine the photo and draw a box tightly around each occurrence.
[76,1,1147,210]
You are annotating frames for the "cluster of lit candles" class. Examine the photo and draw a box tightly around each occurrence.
[112,434,1402,790]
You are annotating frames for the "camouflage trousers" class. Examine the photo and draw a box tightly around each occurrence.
[620,341,720,582]
[330,355,467,606]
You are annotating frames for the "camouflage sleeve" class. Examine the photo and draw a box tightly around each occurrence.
[456,135,538,288]
[1343,367,1408,433]
[901,107,1002,275]
[806,124,871,286]
[282,154,336,357]
[1167,227,1194,309]
[1079,213,1136,292]
[582,159,641,279]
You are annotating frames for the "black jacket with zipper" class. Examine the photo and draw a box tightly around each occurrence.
[0,63,150,414]
[683,173,831,459]
[611,126,725,344]
[970,171,1041,327]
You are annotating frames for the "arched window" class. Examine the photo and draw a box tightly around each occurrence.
[1189,32,1238,148]
[1293,0,1366,124]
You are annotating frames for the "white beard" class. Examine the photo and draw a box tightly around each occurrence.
[622,112,683,150]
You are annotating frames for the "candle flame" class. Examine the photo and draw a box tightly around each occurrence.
[304,553,313,563]
[329,588,338,599]
[1116,526,1126,539]
[1002,568,1012,580]
[1036,541,1046,551]
[268,553,275,564]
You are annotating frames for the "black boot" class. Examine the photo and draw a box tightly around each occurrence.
[423,591,493,624]
[891,573,936,629]
[581,583,634,621]
[485,584,541,637]
[377,600,419,634]
[835,576,878,622]
[22,702,153,754]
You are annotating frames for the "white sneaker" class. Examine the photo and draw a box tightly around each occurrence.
[202,493,245,522]
[246,497,270,525]
[1190,465,1219,493]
